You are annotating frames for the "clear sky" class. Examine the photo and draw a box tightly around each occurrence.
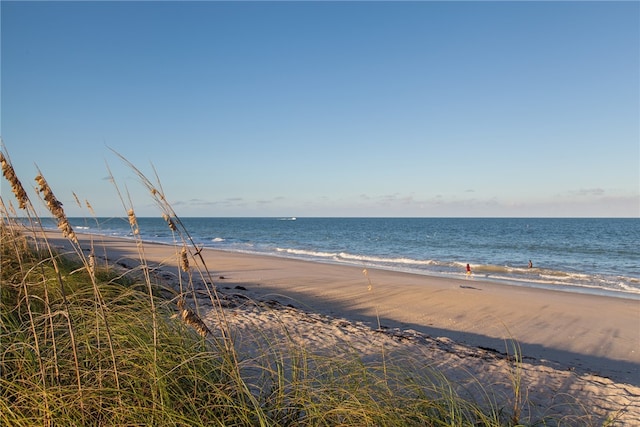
[2,1,638,218]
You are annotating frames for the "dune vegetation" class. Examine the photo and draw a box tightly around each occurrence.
[1,147,589,426]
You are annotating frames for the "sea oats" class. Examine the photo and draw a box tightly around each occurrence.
[163,213,177,231]
[363,268,372,291]
[88,252,96,275]
[180,246,189,272]
[177,299,210,337]
[127,209,139,235]
[35,173,77,244]
[85,200,95,216]
[0,152,29,210]
[150,188,166,201]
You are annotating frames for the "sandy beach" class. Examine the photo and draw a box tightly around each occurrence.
[44,231,640,425]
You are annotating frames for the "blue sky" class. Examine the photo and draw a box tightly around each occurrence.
[2,1,638,217]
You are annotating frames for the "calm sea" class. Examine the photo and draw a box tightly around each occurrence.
[50,217,640,299]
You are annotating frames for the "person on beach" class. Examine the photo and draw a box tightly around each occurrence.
[528,260,533,269]
[466,263,472,277]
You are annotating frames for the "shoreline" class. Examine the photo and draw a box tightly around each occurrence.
[45,227,640,301]
[43,231,639,385]
[36,229,640,423]
[209,250,640,383]
[210,249,640,301]
[25,217,640,299]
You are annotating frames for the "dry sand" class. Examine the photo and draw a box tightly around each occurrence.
[45,232,640,425]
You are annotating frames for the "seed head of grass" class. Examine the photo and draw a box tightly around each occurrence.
[163,213,177,231]
[176,298,210,337]
[0,151,29,210]
[72,191,82,208]
[127,209,139,235]
[363,268,372,291]
[180,246,189,272]
[88,252,96,275]
[35,173,77,244]
[85,200,95,215]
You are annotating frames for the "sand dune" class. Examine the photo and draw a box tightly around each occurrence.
[46,231,640,425]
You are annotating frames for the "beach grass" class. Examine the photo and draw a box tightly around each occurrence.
[0,148,582,426]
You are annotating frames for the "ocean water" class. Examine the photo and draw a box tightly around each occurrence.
[48,217,640,298]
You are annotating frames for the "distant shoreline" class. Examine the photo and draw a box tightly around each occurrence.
[33,222,640,301]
